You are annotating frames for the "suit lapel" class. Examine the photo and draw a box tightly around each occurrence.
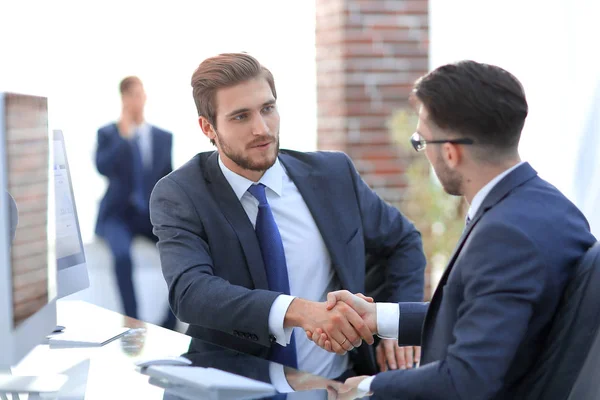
[203,152,269,290]
[279,153,354,291]
[422,163,538,333]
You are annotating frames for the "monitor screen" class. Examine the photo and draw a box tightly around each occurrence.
[53,133,85,270]
[2,93,56,329]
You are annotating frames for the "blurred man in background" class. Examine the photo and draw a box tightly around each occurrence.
[95,76,176,330]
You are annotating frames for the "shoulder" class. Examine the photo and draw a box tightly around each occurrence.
[150,125,173,138]
[98,123,117,135]
[471,175,592,267]
[279,149,354,171]
[484,175,588,236]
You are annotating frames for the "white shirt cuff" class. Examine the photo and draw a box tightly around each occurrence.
[357,376,376,397]
[268,362,294,393]
[268,295,296,346]
[376,303,400,339]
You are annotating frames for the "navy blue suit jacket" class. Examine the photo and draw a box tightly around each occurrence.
[149,150,426,374]
[371,163,597,399]
[95,123,172,237]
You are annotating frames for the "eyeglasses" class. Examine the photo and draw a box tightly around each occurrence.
[410,132,474,152]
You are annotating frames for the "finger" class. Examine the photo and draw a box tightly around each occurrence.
[319,332,328,348]
[414,346,421,367]
[325,326,349,355]
[329,339,347,355]
[403,346,414,369]
[342,306,373,345]
[376,342,387,372]
[384,340,398,370]
[312,330,321,342]
[306,330,313,341]
[326,292,337,310]
[325,339,333,353]
[326,386,338,400]
[326,290,354,310]
[355,293,374,303]
[313,331,328,349]
[337,318,361,351]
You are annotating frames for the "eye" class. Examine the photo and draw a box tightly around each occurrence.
[262,105,275,113]
[233,113,247,121]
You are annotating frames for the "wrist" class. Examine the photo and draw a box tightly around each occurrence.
[367,303,378,334]
[284,298,309,328]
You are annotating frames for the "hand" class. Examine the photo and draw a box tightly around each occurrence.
[306,292,376,353]
[326,291,377,333]
[285,367,345,394]
[330,376,372,400]
[376,340,421,371]
[117,114,135,138]
[286,298,374,356]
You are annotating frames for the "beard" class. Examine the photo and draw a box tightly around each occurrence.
[433,153,463,196]
[215,130,279,172]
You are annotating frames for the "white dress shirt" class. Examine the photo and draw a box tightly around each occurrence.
[357,161,525,396]
[218,156,349,393]
[133,122,152,169]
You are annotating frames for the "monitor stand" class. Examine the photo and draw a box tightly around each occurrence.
[0,368,68,398]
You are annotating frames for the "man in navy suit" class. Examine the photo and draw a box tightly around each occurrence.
[95,76,176,330]
[149,53,427,383]
[309,61,597,399]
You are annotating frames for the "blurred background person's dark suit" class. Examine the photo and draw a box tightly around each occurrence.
[95,76,176,329]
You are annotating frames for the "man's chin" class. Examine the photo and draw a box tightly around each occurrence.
[248,157,277,172]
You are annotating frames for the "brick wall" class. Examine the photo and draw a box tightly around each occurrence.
[315,0,431,295]
[4,93,50,328]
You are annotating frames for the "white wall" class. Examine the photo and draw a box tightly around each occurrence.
[0,0,317,243]
[430,0,600,236]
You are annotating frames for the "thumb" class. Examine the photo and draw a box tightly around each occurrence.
[326,292,338,310]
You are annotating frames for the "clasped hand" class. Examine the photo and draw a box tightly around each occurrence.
[305,290,421,371]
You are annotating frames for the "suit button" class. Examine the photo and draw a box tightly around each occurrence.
[269,335,276,343]
[252,335,258,341]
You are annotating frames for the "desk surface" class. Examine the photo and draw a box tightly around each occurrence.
[11,300,347,399]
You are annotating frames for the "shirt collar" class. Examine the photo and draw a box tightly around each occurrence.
[135,122,150,138]
[218,155,284,200]
[467,161,525,221]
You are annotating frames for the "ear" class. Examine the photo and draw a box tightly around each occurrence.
[199,116,216,142]
[441,142,462,170]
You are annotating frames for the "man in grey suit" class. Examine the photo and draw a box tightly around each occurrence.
[150,53,426,382]
[309,61,597,399]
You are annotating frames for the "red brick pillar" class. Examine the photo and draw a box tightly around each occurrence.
[315,0,430,293]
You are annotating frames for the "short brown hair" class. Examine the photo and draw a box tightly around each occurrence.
[190,53,277,127]
[119,76,143,95]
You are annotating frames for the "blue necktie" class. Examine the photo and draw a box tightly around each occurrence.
[247,183,297,369]
[130,135,147,213]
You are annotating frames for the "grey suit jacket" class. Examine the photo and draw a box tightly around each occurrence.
[150,150,426,374]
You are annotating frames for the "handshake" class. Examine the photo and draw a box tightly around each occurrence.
[286,290,420,371]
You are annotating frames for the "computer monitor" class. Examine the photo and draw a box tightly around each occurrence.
[0,92,67,393]
[53,130,89,299]
[0,92,57,367]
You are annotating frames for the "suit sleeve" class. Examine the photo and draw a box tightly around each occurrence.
[95,128,129,177]
[344,154,426,302]
[150,176,280,347]
[397,302,429,346]
[371,223,545,400]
